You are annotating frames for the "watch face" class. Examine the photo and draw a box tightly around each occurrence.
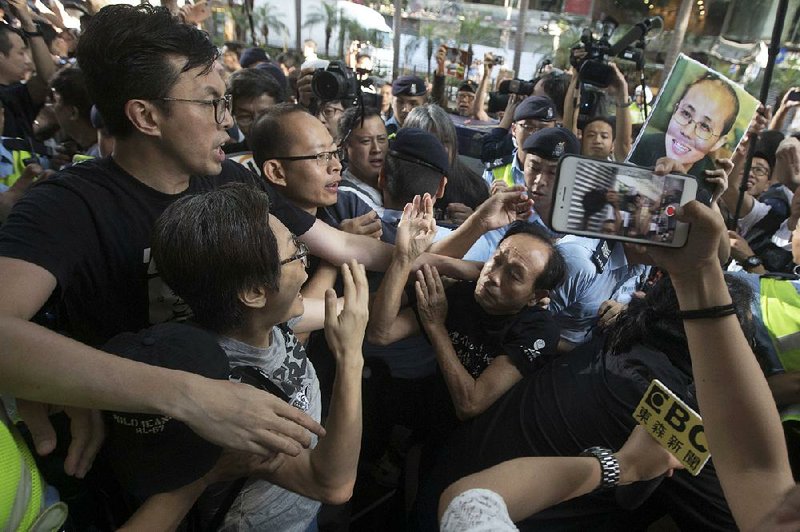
[746,256,762,268]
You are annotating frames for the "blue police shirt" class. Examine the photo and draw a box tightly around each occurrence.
[549,236,647,345]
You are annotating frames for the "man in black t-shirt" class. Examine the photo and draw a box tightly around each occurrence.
[411,276,750,531]
[0,4,332,490]
[369,220,565,421]
[0,0,56,138]
[0,3,497,492]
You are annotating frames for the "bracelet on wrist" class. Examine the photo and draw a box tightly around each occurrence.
[22,29,43,38]
[676,303,736,320]
[580,446,620,490]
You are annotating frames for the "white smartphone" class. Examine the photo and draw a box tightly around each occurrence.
[550,155,698,248]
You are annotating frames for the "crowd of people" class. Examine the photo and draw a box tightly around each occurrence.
[0,1,799,531]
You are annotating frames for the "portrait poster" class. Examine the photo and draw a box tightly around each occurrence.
[626,54,759,179]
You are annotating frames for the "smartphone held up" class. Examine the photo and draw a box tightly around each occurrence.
[549,155,699,247]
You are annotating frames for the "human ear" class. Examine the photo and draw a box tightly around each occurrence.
[124,99,161,137]
[436,176,447,198]
[263,160,287,187]
[527,288,550,308]
[239,285,268,309]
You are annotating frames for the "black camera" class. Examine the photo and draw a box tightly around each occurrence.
[498,78,535,96]
[570,17,658,88]
[312,60,359,102]
[493,55,505,66]
[312,60,382,110]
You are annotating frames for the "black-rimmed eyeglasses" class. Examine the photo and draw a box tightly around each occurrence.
[156,94,232,124]
[272,150,340,167]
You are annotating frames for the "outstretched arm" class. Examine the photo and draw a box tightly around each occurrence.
[647,202,794,531]
[0,257,325,477]
[610,64,632,161]
[438,426,682,526]
[429,188,532,258]
[472,53,494,122]
[769,88,799,131]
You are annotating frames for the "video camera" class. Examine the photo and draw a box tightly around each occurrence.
[311,60,380,109]
[570,16,661,88]
[497,78,535,96]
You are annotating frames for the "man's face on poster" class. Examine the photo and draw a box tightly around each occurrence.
[665,79,737,167]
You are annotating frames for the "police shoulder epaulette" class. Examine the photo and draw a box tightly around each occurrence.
[485,154,513,170]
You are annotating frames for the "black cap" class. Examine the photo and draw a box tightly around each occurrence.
[522,127,580,160]
[457,80,477,93]
[103,322,230,501]
[390,127,449,175]
[513,95,557,122]
[392,75,427,97]
[255,61,288,91]
[240,47,270,68]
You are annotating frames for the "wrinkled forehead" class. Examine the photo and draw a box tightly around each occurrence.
[496,233,549,266]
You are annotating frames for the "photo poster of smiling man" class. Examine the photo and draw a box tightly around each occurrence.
[627,54,759,179]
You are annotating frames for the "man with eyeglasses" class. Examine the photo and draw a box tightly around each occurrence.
[630,73,740,178]
[721,145,795,272]
[316,99,348,141]
[482,95,557,191]
[138,183,369,531]
[223,67,286,172]
[255,103,344,215]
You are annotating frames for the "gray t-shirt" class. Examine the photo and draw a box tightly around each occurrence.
[206,321,323,532]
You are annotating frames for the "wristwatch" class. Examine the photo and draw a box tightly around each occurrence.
[22,28,43,38]
[740,255,763,270]
[580,446,620,490]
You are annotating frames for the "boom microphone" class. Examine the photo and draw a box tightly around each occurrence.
[608,17,663,58]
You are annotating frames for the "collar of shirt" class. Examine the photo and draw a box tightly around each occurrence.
[341,168,384,211]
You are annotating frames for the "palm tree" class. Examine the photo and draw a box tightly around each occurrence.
[304,1,339,57]
[254,2,288,46]
[458,13,494,49]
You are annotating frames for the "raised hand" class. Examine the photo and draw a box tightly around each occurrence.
[395,194,437,262]
[476,186,533,229]
[415,264,448,327]
[324,260,369,363]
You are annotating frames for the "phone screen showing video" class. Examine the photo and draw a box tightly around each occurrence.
[566,159,687,245]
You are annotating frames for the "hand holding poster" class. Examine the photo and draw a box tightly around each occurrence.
[627,54,760,180]
[633,379,710,476]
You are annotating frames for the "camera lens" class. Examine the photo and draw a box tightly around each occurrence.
[312,70,347,100]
